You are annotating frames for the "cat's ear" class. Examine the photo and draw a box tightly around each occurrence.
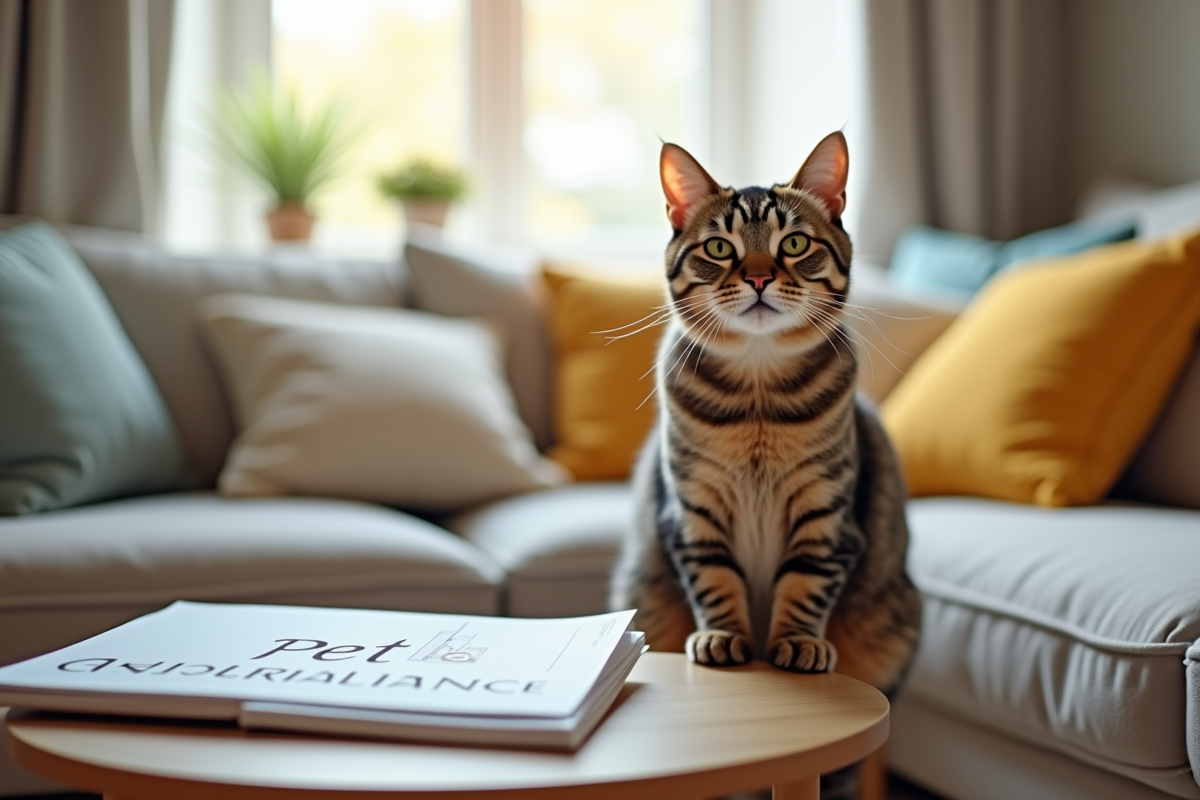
[661,144,721,231]
[791,132,849,221]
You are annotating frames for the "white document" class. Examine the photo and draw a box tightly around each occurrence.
[0,601,642,745]
[239,630,646,749]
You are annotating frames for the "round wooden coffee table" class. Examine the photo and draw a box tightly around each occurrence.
[5,652,888,800]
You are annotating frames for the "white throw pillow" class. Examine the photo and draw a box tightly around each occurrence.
[198,293,568,511]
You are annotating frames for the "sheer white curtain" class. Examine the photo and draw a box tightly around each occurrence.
[708,0,864,214]
[0,0,175,233]
[468,0,521,244]
[160,0,270,250]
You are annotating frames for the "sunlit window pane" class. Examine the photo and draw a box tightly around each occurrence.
[273,0,466,236]
[523,0,704,242]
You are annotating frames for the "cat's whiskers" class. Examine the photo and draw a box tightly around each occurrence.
[784,290,870,375]
[679,309,727,379]
[805,303,898,385]
[803,289,934,322]
[806,306,858,359]
[692,303,732,377]
[636,306,725,410]
[602,312,677,342]
[804,294,911,362]
[665,307,724,381]
[671,296,724,331]
[676,315,726,385]
[797,306,849,364]
[804,298,906,375]
[636,300,721,384]
[598,294,714,342]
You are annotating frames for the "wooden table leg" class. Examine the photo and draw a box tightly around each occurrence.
[859,747,888,800]
[773,775,819,800]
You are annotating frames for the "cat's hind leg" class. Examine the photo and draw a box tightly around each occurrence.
[611,531,695,652]
[612,434,698,652]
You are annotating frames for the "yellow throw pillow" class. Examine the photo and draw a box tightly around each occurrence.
[542,262,664,480]
[881,231,1200,507]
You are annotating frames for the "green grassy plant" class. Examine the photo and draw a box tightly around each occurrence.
[378,159,468,201]
[214,74,352,207]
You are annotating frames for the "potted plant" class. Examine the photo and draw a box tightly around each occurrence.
[213,74,352,242]
[378,159,468,229]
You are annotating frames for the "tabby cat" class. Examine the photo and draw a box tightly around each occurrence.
[611,132,920,698]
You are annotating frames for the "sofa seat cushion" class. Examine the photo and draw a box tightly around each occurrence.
[447,482,631,618]
[0,493,503,666]
[906,497,1200,798]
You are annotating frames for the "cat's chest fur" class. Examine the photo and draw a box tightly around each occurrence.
[666,340,857,650]
[667,336,853,477]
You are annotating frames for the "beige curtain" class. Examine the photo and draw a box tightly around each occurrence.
[0,0,175,233]
[854,0,1072,263]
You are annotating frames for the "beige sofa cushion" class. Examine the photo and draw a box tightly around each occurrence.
[199,294,567,510]
[905,498,1200,798]
[447,482,631,618]
[62,225,405,485]
[0,493,503,667]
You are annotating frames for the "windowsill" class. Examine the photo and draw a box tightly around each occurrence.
[159,222,403,263]
[158,220,675,269]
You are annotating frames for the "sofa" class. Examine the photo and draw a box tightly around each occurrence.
[1,207,1198,800]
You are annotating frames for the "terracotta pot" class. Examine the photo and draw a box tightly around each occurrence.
[266,203,315,242]
[400,198,451,228]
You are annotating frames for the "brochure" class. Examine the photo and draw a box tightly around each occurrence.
[0,601,645,750]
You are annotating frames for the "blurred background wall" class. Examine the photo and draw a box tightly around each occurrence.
[1067,0,1200,197]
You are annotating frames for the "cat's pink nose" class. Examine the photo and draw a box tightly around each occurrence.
[744,273,774,291]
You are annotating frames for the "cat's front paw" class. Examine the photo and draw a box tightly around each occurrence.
[768,635,837,673]
[686,630,753,667]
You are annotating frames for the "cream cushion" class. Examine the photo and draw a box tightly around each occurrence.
[199,294,567,511]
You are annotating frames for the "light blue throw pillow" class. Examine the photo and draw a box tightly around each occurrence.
[0,221,192,515]
[890,218,1136,296]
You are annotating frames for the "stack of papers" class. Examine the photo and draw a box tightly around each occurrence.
[0,601,646,751]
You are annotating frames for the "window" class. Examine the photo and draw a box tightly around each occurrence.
[272,0,704,251]
[161,1,862,256]
[523,0,704,247]
[274,0,468,250]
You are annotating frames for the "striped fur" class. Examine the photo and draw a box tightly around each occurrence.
[611,135,920,695]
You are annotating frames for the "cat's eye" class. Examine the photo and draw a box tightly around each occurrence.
[704,238,734,260]
[780,233,810,257]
